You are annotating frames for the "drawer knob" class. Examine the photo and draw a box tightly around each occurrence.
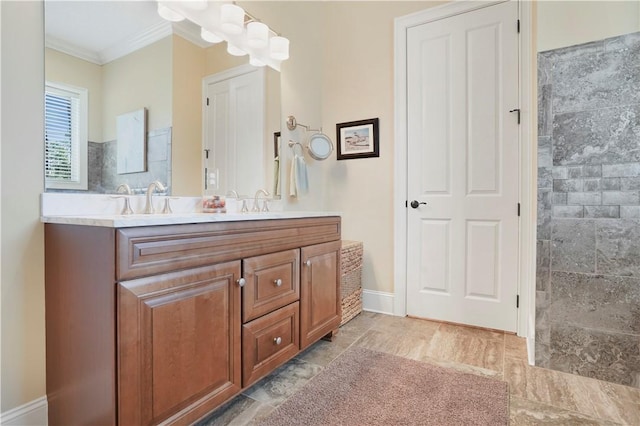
[237,278,246,287]
[274,278,283,287]
[305,260,311,267]
[274,336,282,345]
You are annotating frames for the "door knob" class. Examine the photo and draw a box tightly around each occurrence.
[274,337,282,345]
[274,278,283,287]
[410,200,427,209]
[237,278,246,287]
[305,260,311,267]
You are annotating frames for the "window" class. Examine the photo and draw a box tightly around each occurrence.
[45,81,88,190]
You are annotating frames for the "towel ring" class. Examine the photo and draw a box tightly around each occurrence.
[288,140,304,156]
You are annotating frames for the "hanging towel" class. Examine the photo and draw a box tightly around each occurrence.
[273,156,281,196]
[289,153,309,197]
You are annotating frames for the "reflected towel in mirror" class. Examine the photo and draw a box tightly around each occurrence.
[289,153,309,197]
[273,156,281,196]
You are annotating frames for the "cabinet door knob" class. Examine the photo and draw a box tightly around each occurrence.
[274,336,282,345]
[237,278,246,287]
[274,278,283,287]
[305,260,311,267]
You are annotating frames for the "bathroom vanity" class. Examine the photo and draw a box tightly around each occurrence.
[43,213,341,425]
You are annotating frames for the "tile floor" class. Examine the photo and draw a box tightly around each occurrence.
[196,312,640,425]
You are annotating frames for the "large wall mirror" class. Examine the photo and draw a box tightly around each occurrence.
[44,0,281,197]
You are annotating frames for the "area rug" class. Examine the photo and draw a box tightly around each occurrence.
[256,347,509,425]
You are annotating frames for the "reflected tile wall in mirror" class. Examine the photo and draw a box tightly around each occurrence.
[88,127,172,194]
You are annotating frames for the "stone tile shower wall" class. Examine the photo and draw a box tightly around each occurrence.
[88,127,172,193]
[536,32,640,388]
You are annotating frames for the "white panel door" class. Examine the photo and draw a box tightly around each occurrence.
[406,1,519,332]
[204,68,265,196]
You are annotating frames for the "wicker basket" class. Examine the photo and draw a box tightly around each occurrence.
[340,240,363,326]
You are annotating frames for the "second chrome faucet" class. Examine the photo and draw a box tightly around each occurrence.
[144,181,167,214]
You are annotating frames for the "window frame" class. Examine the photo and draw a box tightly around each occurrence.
[44,81,88,190]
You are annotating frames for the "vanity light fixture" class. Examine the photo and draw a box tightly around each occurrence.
[157,1,289,71]
[183,0,208,11]
[249,55,266,67]
[247,21,269,49]
[201,28,223,44]
[227,43,247,57]
[269,36,290,61]
[220,3,245,35]
[157,3,184,22]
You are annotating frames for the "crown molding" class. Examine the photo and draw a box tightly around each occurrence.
[45,35,102,65]
[99,20,173,64]
[172,21,211,48]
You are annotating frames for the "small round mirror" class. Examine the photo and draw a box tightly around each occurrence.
[307,133,333,161]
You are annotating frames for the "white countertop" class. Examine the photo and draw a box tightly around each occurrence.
[41,211,341,228]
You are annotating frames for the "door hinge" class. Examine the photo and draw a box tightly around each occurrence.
[206,97,210,106]
[517,19,520,33]
[509,108,521,124]
[204,167,208,190]
[516,294,520,308]
[405,200,408,208]
[517,202,521,216]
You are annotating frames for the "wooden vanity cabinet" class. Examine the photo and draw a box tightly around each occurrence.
[117,262,242,425]
[300,241,342,349]
[44,216,341,426]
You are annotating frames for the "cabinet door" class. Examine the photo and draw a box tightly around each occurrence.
[300,241,342,349]
[243,249,300,322]
[118,262,241,426]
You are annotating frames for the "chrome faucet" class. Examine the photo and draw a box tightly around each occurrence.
[112,183,134,215]
[144,181,166,214]
[116,183,132,195]
[252,189,269,212]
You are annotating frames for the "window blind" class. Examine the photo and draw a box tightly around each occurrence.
[45,87,80,182]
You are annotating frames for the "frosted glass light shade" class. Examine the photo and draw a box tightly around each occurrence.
[227,43,247,57]
[249,55,266,67]
[269,36,289,61]
[220,4,245,35]
[247,22,269,49]
[184,0,208,10]
[201,28,223,43]
[157,3,185,22]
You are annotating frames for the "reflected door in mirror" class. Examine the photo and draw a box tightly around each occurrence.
[204,67,265,197]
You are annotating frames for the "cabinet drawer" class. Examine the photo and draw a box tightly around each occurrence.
[243,249,300,322]
[242,302,299,387]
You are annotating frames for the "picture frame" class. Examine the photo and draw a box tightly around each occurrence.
[336,118,379,160]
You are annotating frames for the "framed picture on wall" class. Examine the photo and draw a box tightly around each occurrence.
[336,118,379,160]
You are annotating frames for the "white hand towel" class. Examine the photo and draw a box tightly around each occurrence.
[289,154,298,197]
[289,154,309,197]
[295,154,309,196]
[273,156,280,196]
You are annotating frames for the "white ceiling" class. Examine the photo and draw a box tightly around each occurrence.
[44,0,203,65]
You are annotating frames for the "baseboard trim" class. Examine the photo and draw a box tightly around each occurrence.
[1,396,48,426]
[527,336,535,366]
[362,290,395,315]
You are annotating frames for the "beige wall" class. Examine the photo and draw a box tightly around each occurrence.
[320,1,443,293]
[102,36,172,142]
[45,48,103,142]
[204,43,247,75]
[172,35,205,196]
[538,1,640,51]
[1,0,46,412]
